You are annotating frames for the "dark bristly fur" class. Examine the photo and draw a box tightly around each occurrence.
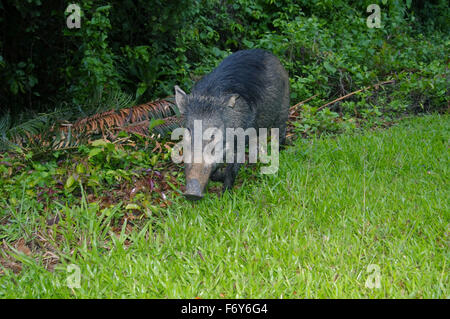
[193,49,268,107]
[175,49,290,200]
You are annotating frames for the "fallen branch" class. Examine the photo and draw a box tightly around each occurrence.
[316,80,395,112]
[290,94,319,110]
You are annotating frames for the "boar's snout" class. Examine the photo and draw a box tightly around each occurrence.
[184,163,212,201]
[184,178,204,200]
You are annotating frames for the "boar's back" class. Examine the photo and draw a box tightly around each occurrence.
[192,49,275,107]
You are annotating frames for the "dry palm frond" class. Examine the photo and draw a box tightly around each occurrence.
[69,98,177,135]
[0,97,182,153]
[115,116,183,138]
[45,101,180,151]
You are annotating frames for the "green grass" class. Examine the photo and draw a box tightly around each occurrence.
[0,114,448,298]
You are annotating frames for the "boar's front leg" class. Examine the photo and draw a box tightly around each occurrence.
[210,167,225,182]
[223,163,242,192]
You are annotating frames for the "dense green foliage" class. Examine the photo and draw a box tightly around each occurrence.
[1,115,448,297]
[1,0,448,118]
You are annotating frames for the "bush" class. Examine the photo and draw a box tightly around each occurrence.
[0,0,448,123]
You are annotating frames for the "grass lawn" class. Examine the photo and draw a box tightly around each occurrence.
[0,114,448,298]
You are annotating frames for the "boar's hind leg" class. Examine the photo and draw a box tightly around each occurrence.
[223,163,242,192]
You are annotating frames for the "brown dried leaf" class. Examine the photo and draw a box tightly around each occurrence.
[15,238,32,256]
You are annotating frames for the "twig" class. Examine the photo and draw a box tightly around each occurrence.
[316,80,395,112]
[290,94,319,110]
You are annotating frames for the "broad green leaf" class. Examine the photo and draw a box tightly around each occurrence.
[65,175,75,189]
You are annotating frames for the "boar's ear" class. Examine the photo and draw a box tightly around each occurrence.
[174,85,187,114]
[227,94,240,108]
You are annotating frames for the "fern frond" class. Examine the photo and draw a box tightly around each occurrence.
[0,112,11,134]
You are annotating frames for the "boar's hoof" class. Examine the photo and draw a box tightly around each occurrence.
[184,179,204,200]
[184,193,204,201]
